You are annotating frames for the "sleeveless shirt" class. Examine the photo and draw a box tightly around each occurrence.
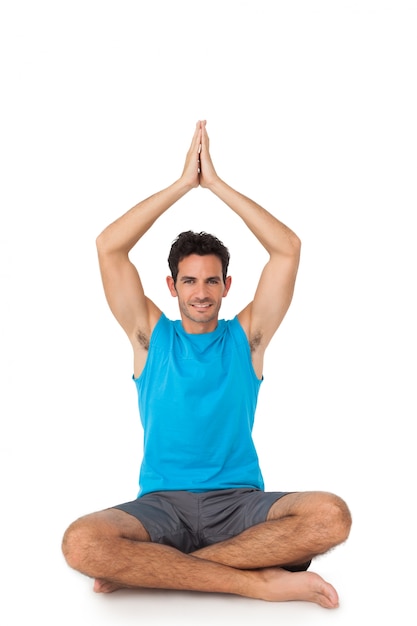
[134,313,264,496]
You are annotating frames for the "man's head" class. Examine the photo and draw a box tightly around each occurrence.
[167,231,231,331]
[168,231,230,284]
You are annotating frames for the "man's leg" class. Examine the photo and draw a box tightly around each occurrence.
[189,490,351,608]
[191,491,351,569]
[62,508,305,603]
[62,491,351,608]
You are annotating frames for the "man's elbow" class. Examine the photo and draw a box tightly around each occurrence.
[289,232,302,258]
[96,230,110,256]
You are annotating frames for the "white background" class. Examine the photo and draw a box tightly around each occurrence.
[1,1,416,624]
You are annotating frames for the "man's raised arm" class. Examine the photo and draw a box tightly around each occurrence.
[199,121,301,365]
[96,122,202,343]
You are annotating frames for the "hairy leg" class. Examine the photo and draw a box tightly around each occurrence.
[62,492,351,608]
[62,509,301,603]
[191,491,351,569]
[188,490,352,608]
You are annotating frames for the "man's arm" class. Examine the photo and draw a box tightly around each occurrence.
[199,122,301,371]
[96,122,202,358]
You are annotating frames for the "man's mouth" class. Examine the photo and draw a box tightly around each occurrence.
[191,303,212,309]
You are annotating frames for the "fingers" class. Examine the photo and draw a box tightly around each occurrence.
[189,120,207,149]
[188,121,202,154]
[190,121,207,174]
[182,121,210,187]
[181,122,206,188]
[200,120,209,152]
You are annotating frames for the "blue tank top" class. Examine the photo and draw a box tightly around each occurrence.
[134,313,264,496]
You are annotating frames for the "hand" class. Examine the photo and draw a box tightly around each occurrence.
[180,121,202,189]
[199,120,220,189]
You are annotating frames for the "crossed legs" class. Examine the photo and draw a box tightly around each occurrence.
[62,491,351,608]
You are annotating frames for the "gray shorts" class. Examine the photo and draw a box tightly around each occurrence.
[113,488,289,554]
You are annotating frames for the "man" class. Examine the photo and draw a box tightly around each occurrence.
[62,121,351,608]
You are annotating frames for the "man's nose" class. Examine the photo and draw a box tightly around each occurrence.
[195,282,209,299]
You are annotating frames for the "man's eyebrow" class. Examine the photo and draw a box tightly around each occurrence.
[179,275,222,281]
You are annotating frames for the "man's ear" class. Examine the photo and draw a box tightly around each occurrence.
[223,275,232,297]
[166,276,178,297]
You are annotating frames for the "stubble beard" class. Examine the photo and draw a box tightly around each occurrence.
[180,300,220,326]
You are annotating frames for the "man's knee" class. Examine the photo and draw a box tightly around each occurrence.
[62,511,113,571]
[61,515,98,572]
[296,491,352,549]
[62,508,151,572]
[319,493,352,544]
[268,490,352,545]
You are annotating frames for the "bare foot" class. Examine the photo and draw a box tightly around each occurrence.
[93,569,339,608]
[250,567,339,608]
[93,578,125,593]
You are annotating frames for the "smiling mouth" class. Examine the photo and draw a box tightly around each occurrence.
[191,303,212,309]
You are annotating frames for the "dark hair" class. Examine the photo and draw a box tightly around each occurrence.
[168,231,230,284]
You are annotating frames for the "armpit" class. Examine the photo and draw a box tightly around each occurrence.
[249,331,262,353]
[136,329,150,350]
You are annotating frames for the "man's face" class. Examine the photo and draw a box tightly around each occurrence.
[166,254,231,333]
